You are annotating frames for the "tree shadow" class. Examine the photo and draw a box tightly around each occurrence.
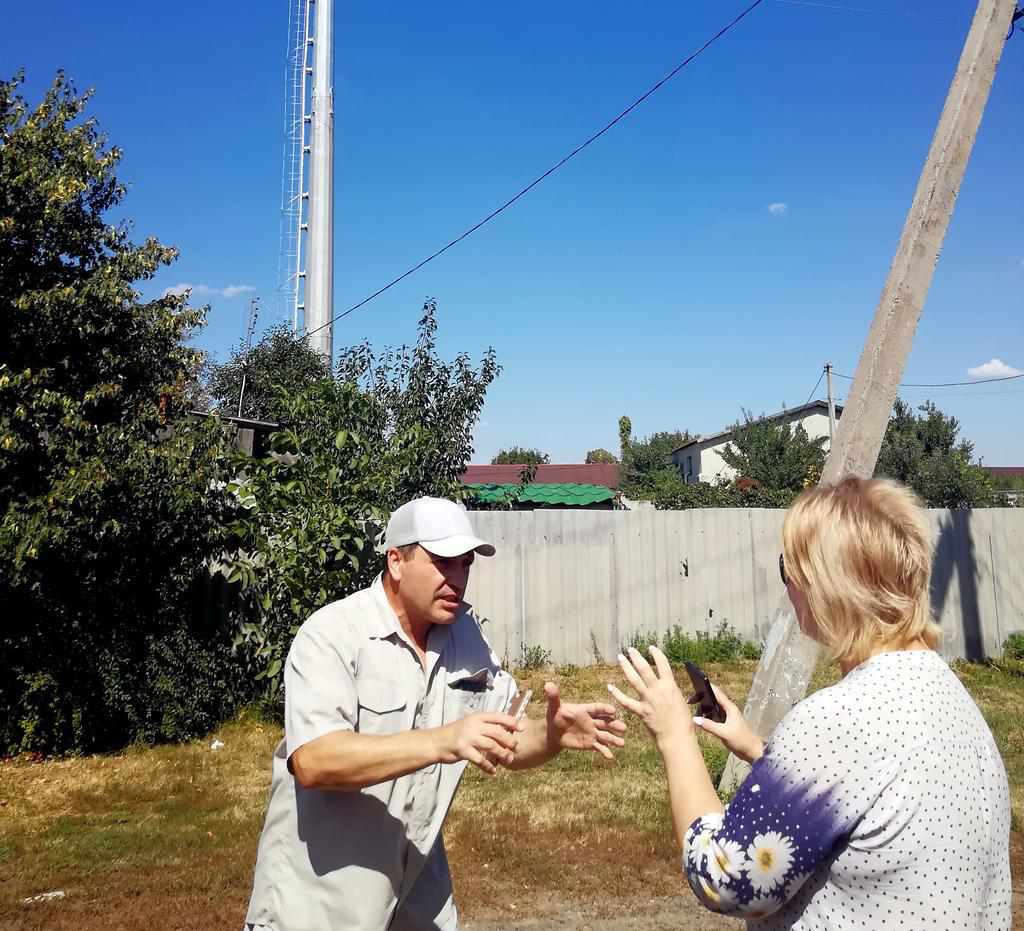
[931,510,984,661]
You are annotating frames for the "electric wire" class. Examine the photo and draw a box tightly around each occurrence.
[832,371,1024,388]
[302,0,767,339]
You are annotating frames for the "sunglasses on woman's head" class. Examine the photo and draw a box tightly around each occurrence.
[779,552,788,586]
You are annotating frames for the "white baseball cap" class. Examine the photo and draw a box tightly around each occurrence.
[383,497,496,558]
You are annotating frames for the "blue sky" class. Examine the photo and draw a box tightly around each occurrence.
[5,0,1022,464]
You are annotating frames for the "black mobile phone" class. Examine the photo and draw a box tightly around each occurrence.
[684,661,726,724]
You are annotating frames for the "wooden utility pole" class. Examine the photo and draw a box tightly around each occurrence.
[721,0,1019,792]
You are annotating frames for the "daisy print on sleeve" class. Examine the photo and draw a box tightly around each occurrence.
[682,695,898,921]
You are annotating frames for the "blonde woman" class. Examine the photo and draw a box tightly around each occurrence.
[611,477,1011,929]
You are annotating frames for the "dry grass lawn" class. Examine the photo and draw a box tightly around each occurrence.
[1,660,1021,930]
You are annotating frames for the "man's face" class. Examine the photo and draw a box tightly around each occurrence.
[392,545,475,626]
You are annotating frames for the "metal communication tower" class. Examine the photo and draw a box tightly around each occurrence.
[280,0,334,363]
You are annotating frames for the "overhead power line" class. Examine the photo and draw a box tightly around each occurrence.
[832,371,1024,388]
[804,369,825,406]
[303,0,767,340]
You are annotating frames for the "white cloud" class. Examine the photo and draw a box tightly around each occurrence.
[221,284,257,298]
[162,283,193,298]
[767,202,787,216]
[967,358,1022,380]
[161,282,256,299]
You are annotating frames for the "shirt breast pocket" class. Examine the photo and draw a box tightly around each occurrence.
[356,679,409,736]
[447,668,495,716]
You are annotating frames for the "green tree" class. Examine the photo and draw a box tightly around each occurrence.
[649,478,796,511]
[618,422,691,494]
[875,399,994,508]
[618,416,632,464]
[718,411,827,492]
[491,446,549,465]
[0,73,239,754]
[206,322,330,421]
[585,448,617,464]
[337,300,500,501]
[224,305,500,698]
[630,431,690,482]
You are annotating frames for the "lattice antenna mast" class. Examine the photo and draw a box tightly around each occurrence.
[279,0,334,364]
[279,0,307,333]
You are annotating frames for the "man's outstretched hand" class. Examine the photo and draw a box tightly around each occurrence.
[543,682,627,761]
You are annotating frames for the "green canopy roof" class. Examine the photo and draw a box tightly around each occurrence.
[466,482,615,507]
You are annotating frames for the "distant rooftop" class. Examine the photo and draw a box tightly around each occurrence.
[462,463,620,489]
[466,482,615,507]
[673,400,844,453]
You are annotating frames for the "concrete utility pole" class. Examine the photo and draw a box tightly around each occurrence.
[720,0,1019,793]
[237,297,260,419]
[825,362,836,445]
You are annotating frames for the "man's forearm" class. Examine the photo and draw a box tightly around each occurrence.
[290,728,444,791]
[659,734,724,849]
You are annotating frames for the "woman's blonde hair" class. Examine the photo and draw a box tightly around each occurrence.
[782,476,941,666]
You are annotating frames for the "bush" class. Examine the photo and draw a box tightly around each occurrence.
[3,584,249,756]
[622,621,761,666]
[649,478,797,511]
[1003,632,1024,661]
[739,639,762,661]
[623,630,660,654]
[517,643,553,671]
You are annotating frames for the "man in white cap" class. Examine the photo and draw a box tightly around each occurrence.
[243,496,626,931]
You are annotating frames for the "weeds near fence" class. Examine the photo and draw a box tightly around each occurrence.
[516,642,553,671]
[622,621,761,666]
[1004,632,1024,661]
[994,631,1024,678]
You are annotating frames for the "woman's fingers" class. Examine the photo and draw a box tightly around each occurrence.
[616,652,648,693]
[710,683,738,714]
[649,645,674,680]
[692,715,727,740]
[607,682,646,716]
[625,647,658,686]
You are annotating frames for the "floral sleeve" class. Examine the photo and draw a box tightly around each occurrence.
[682,699,896,919]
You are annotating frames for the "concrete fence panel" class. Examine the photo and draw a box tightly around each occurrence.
[465,509,1024,664]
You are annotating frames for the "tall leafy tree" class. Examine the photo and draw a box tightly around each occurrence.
[585,448,617,464]
[618,416,632,464]
[629,431,690,484]
[875,399,994,508]
[617,418,690,494]
[0,73,237,754]
[206,322,330,421]
[491,446,549,465]
[718,412,826,492]
[337,300,500,499]
[225,303,501,697]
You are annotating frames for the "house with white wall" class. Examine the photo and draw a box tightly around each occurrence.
[671,400,843,484]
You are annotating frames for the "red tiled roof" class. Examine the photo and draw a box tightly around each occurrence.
[985,466,1024,477]
[462,463,620,489]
